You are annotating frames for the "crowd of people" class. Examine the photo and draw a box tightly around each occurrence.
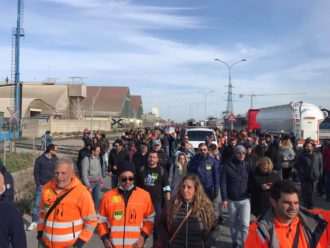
[1,125,330,247]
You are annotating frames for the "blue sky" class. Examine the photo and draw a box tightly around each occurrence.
[1,0,330,121]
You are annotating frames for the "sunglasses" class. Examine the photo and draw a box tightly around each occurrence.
[120,177,134,182]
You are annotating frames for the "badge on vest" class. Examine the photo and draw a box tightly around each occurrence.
[112,196,121,203]
[114,210,123,220]
[151,173,158,180]
[206,164,212,170]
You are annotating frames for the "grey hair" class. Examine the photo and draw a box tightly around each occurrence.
[55,158,75,170]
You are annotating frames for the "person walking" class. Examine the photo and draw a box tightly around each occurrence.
[37,158,97,248]
[277,134,295,180]
[157,174,217,248]
[188,143,220,202]
[98,161,155,248]
[168,152,188,197]
[136,151,171,242]
[77,140,92,178]
[245,180,330,248]
[295,140,323,209]
[27,144,58,231]
[81,144,104,209]
[221,138,237,165]
[108,139,128,189]
[132,143,149,173]
[221,145,252,248]
[249,157,281,218]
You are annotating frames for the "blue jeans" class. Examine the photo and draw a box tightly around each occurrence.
[153,202,161,243]
[326,172,330,198]
[228,199,250,247]
[111,175,118,189]
[32,185,43,222]
[90,182,101,210]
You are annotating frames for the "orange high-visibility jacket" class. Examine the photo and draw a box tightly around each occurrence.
[98,186,155,248]
[245,208,330,248]
[37,176,97,248]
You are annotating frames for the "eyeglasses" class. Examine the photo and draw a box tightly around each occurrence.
[120,177,134,182]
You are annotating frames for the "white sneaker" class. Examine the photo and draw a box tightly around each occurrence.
[27,222,37,231]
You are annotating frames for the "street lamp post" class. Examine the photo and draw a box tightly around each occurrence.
[214,58,246,116]
[198,90,214,120]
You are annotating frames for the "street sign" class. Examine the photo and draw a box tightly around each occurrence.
[228,114,236,122]
[111,118,123,128]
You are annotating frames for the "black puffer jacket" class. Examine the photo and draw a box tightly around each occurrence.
[295,151,323,182]
[0,159,14,202]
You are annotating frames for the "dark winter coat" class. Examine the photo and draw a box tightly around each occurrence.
[132,152,149,173]
[76,147,90,176]
[295,151,323,182]
[221,145,234,165]
[0,160,14,202]
[108,148,128,174]
[221,157,252,201]
[0,201,27,248]
[33,153,58,187]
[249,167,281,217]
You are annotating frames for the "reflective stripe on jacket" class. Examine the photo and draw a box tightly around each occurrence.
[98,186,155,248]
[37,176,97,247]
[245,208,330,248]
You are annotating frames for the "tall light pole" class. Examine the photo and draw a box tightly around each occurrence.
[214,58,246,116]
[198,90,214,120]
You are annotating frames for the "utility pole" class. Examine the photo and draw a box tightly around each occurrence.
[198,90,214,120]
[214,59,246,116]
[13,0,25,138]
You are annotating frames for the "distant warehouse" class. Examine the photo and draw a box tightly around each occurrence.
[0,82,143,136]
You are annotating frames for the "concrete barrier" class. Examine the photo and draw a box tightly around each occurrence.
[12,167,35,201]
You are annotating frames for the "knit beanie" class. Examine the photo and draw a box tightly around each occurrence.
[117,161,135,176]
[234,145,246,154]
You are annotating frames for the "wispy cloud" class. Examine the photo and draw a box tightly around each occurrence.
[1,0,330,121]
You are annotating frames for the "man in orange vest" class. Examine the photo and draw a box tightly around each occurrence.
[245,180,330,248]
[37,158,97,248]
[98,161,155,248]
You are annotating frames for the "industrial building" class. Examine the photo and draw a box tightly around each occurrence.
[0,82,144,137]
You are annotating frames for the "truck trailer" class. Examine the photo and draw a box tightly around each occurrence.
[247,102,326,145]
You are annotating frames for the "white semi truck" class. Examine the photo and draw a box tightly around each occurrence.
[253,102,327,145]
